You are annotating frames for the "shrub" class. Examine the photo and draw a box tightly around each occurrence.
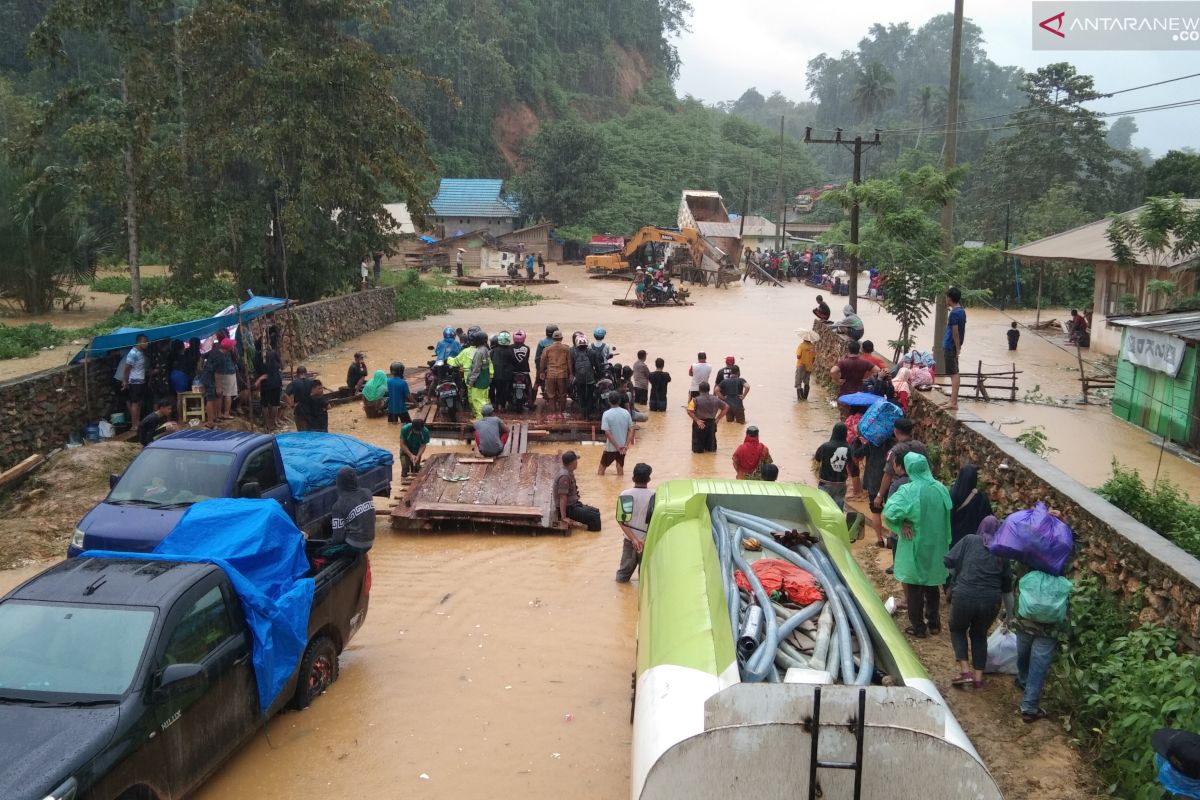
[0,324,70,359]
[387,270,541,321]
[1050,575,1200,799]
[1097,462,1200,558]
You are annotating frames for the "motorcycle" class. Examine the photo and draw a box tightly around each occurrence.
[644,280,689,306]
[510,371,533,412]
[425,358,464,421]
[506,260,520,279]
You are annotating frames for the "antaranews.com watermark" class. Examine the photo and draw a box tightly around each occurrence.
[1034,1,1200,49]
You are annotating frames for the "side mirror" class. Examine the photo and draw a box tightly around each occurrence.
[239,481,261,499]
[158,663,205,692]
[109,473,119,490]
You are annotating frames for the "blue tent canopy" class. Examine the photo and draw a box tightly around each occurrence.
[73,294,289,362]
[83,498,315,713]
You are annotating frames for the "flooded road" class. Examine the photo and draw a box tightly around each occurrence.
[0,268,1162,797]
[197,269,847,798]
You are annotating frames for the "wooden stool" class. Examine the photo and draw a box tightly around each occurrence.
[179,392,205,424]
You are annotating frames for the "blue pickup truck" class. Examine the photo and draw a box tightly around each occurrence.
[70,430,392,556]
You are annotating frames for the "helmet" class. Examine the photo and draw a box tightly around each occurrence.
[471,330,488,346]
[593,327,606,340]
[513,329,526,345]
[467,324,482,338]
[442,326,455,339]
[496,331,512,346]
[545,324,559,337]
[576,337,589,348]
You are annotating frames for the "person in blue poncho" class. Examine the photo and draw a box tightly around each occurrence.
[1155,729,1200,799]
[435,327,461,362]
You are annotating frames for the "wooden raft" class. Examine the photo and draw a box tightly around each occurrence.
[391,451,566,534]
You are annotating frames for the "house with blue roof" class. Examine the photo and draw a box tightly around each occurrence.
[430,178,519,237]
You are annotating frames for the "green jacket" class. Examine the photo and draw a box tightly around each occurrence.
[883,452,952,586]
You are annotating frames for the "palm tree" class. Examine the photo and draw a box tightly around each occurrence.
[852,62,896,122]
[910,85,933,148]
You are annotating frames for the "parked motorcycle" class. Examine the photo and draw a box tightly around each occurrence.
[644,280,689,306]
[426,358,464,421]
[510,371,533,412]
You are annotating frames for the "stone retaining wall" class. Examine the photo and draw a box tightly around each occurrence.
[0,357,121,471]
[0,288,397,473]
[813,323,1200,639]
[275,287,396,362]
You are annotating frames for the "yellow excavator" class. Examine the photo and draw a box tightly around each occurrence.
[585,226,734,285]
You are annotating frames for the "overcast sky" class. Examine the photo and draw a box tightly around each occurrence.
[674,0,1199,156]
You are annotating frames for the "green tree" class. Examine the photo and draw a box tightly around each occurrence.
[1145,150,1200,199]
[825,166,963,357]
[173,0,434,301]
[1107,196,1200,287]
[851,62,895,121]
[515,118,612,226]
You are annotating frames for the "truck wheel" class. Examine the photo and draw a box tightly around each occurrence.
[294,635,339,710]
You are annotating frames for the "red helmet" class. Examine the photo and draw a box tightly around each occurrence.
[513,329,526,345]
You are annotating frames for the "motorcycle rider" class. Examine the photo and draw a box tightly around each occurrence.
[591,328,616,366]
[435,326,461,361]
[490,331,517,410]
[572,336,600,418]
[511,330,533,410]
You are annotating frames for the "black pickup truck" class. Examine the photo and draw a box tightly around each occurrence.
[0,550,370,800]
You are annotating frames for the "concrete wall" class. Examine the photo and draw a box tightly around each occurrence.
[0,357,121,471]
[812,322,1200,640]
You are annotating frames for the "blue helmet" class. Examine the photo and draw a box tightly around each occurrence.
[442,326,455,340]
[593,327,606,340]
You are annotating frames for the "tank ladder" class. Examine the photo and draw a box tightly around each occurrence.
[807,685,866,800]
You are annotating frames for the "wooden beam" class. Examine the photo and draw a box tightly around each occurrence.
[413,502,544,519]
[0,454,45,491]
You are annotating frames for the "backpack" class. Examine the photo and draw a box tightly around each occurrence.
[857,400,904,446]
[1017,571,1072,624]
[572,349,596,383]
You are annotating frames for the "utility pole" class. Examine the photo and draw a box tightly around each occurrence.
[932,0,965,368]
[776,115,785,251]
[804,127,882,311]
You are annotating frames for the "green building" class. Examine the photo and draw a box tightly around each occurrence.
[1111,312,1200,447]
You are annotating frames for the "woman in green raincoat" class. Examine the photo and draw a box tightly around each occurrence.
[360,370,388,418]
[883,451,952,638]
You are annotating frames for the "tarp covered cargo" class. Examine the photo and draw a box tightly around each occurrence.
[277,432,394,502]
[83,498,315,713]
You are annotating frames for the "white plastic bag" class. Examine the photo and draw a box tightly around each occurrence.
[97,420,115,439]
[985,627,1018,675]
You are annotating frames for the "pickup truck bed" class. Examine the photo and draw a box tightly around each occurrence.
[0,548,369,800]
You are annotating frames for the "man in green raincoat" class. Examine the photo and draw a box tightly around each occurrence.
[883,451,951,638]
[450,330,492,420]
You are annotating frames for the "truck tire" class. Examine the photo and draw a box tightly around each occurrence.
[293,635,339,710]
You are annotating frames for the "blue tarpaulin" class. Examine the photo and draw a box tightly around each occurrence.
[83,498,314,713]
[277,432,394,502]
[72,295,289,362]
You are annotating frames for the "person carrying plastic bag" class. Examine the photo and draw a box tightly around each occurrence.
[883,452,952,639]
[1012,562,1072,724]
[943,515,1013,690]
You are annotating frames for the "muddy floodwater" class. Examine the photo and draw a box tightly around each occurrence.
[0,267,1181,797]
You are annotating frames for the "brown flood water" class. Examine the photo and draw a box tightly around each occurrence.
[0,269,1160,797]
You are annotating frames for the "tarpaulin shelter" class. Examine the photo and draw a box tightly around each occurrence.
[72,294,290,363]
[83,498,315,713]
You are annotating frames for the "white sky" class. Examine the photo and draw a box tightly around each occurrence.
[674,0,1199,156]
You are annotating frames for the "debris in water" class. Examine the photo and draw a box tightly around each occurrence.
[550,753,561,759]
[564,713,573,722]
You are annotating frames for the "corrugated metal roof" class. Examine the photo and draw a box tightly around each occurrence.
[1007,199,1200,269]
[430,179,518,219]
[1109,310,1200,342]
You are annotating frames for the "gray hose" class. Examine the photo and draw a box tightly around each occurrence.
[827,630,841,683]
[738,605,764,661]
[811,603,833,669]
[797,545,855,682]
[836,584,875,685]
[730,537,779,682]
[712,514,740,644]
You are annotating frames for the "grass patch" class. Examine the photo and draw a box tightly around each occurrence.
[90,275,238,305]
[385,269,541,321]
[0,324,71,359]
[1097,461,1200,559]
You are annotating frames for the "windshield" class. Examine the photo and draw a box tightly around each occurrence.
[110,448,234,506]
[0,601,155,698]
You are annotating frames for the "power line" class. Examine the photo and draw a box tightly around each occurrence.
[807,70,1200,138]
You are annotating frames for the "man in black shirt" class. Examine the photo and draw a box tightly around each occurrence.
[308,380,330,432]
[285,366,315,431]
[346,352,368,394]
[138,397,175,446]
[256,342,284,430]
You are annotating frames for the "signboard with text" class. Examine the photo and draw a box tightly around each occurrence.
[1122,328,1187,377]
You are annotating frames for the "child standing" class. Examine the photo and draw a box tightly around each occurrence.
[648,358,671,412]
[1007,321,1020,351]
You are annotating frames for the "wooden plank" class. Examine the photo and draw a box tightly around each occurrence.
[413,502,544,519]
[457,457,495,464]
[0,454,45,491]
[517,423,528,453]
